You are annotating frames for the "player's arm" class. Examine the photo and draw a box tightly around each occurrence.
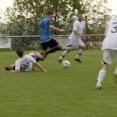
[73,22,84,38]
[10,61,20,73]
[82,22,86,41]
[10,70,20,73]
[29,56,47,72]
[47,19,64,32]
[34,62,47,72]
[82,29,86,41]
[74,30,84,38]
[49,25,64,32]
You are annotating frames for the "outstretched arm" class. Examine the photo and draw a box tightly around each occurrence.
[34,62,47,72]
[49,25,64,32]
[10,70,20,73]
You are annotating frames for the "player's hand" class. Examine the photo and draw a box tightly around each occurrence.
[80,35,85,38]
[43,69,47,72]
[59,29,64,32]
[83,36,86,42]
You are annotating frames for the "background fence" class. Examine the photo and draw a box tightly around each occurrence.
[0,34,105,50]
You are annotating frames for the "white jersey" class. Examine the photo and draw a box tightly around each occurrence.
[15,54,36,72]
[102,17,117,50]
[69,20,85,39]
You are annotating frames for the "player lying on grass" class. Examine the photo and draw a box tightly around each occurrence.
[5,48,47,73]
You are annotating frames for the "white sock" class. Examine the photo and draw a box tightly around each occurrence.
[75,49,84,59]
[35,52,43,59]
[59,50,68,60]
[97,69,106,83]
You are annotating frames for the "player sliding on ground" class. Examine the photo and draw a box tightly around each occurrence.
[96,17,117,89]
[36,10,64,62]
[58,13,86,63]
[5,48,47,73]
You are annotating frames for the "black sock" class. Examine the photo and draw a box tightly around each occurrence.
[36,57,41,62]
[46,47,61,55]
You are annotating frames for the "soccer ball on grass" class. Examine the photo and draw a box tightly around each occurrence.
[62,60,71,68]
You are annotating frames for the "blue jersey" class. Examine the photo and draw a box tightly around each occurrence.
[39,18,52,43]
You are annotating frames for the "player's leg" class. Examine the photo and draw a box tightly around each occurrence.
[45,39,62,55]
[58,49,71,63]
[75,39,85,63]
[96,64,109,89]
[29,51,44,62]
[58,39,75,63]
[96,49,111,89]
[36,42,48,62]
[5,64,15,71]
[111,50,117,83]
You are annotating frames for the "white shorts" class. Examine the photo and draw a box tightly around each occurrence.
[66,38,85,50]
[102,49,117,65]
[29,53,35,58]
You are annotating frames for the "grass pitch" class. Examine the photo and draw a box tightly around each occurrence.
[0,50,117,117]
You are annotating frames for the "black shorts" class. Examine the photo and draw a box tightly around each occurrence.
[41,39,58,50]
[12,65,15,70]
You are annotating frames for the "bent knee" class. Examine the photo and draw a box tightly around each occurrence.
[57,43,62,48]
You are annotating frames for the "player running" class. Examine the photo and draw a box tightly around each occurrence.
[5,48,46,73]
[96,17,117,89]
[36,10,64,62]
[58,13,86,63]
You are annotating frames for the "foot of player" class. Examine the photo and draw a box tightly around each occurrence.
[58,58,83,63]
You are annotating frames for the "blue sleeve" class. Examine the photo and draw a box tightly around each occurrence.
[47,19,52,26]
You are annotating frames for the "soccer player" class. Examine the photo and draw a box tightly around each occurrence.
[96,17,117,89]
[5,48,46,72]
[58,13,86,63]
[36,10,64,62]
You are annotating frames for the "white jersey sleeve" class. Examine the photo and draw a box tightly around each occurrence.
[104,23,108,36]
[83,22,86,30]
[15,60,21,70]
[73,21,78,31]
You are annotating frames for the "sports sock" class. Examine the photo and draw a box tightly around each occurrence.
[97,69,106,83]
[46,47,61,55]
[35,52,43,62]
[75,49,84,59]
[59,50,68,60]
[35,52,43,59]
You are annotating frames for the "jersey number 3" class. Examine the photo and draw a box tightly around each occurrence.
[111,22,117,33]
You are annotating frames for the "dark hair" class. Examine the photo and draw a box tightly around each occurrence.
[16,48,24,57]
[46,10,54,15]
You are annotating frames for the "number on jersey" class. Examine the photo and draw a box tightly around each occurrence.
[111,22,117,33]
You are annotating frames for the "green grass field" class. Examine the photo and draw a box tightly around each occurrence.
[0,50,117,117]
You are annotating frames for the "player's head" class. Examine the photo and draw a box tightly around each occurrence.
[46,10,54,19]
[77,13,83,21]
[16,48,24,57]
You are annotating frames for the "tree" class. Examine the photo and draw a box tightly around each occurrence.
[4,0,83,35]
[4,0,112,35]
[81,0,112,34]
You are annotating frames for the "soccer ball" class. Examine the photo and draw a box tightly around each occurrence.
[62,60,70,68]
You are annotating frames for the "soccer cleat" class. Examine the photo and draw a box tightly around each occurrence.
[95,82,102,90]
[75,58,82,63]
[5,67,10,71]
[58,59,62,63]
